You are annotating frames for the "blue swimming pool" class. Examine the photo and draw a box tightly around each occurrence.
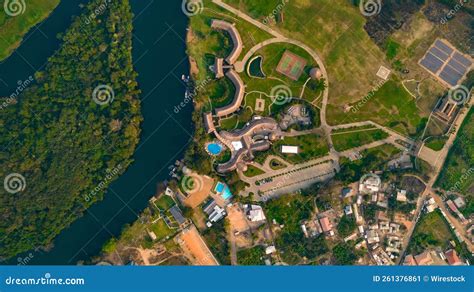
[207,143,223,155]
[215,182,233,200]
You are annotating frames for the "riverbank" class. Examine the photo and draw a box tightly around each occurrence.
[0,0,60,60]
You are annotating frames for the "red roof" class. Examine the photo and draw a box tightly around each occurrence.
[445,249,462,265]
[403,255,417,266]
[446,200,458,212]
[319,217,332,232]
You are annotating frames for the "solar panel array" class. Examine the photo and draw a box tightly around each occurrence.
[419,39,472,87]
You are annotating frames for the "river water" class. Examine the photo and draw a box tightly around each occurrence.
[1,0,191,264]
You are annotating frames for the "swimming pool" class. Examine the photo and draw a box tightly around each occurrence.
[215,182,233,200]
[206,142,223,155]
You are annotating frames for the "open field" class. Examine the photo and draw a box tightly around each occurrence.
[327,80,425,137]
[331,127,389,152]
[424,136,448,151]
[273,134,329,164]
[0,0,60,60]
[150,219,174,241]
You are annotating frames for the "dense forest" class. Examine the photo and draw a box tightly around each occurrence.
[0,0,142,259]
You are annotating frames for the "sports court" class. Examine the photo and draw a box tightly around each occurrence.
[276,50,307,81]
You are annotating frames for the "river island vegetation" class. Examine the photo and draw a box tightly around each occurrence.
[0,0,141,259]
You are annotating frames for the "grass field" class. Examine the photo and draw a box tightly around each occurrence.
[149,219,174,241]
[153,195,175,211]
[425,136,448,151]
[273,134,329,164]
[243,165,265,177]
[436,109,474,196]
[331,128,389,152]
[0,0,59,60]
[327,79,425,136]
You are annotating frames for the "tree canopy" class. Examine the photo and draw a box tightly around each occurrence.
[0,0,141,259]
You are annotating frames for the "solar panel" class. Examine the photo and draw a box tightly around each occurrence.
[447,59,467,75]
[419,40,471,87]
[420,53,444,73]
[440,65,463,86]
[429,47,449,61]
[452,52,472,68]
[434,40,453,55]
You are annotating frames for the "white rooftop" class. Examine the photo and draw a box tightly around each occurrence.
[281,145,299,154]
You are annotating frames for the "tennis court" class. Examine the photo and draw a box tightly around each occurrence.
[276,50,307,81]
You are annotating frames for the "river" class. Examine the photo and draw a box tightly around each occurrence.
[1,0,191,264]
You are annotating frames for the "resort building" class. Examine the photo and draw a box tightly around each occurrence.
[245,205,266,222]
[203,112,216,134]
[210,19,243,65]
[214,70,245,117]
[213,57,224,79]
[216,117,280,173]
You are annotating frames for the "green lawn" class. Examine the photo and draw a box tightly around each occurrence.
[273,134,329,164]
[0,0,60,60]
[331,128,389,152]
[425,136,448,151]
[153,195,175,211]
[149,219,174,241]
[243,165,265,177]
[327,79,424,137]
